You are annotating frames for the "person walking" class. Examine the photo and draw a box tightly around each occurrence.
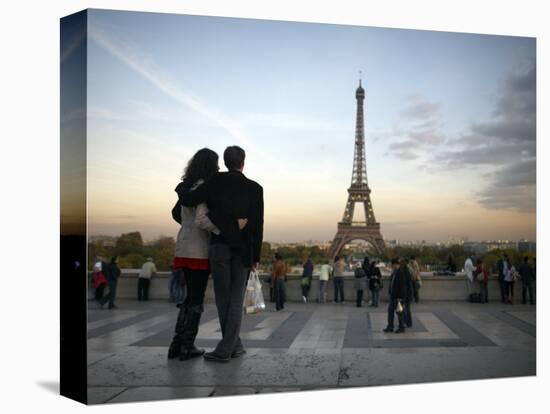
[178,145,264,363]
[301,257,314,303]
[100,256,121,309]
[333,256,346,303]
[137,257,157,301]
[497,254,510,303]
[318,260,332,303]
[519,256,535,305]
[368,260,382,307]
[475,258,490,303]
[408,255,422,303]
[354,262,367,307]
[168,148,233,360]
[272,253,288,311]
[384,258,407,334]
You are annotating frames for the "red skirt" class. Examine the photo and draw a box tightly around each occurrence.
[173,257,210,271]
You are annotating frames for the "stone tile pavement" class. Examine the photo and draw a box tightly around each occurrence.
[86,299,536,404]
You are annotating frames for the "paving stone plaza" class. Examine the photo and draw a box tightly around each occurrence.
[87,299,536,404]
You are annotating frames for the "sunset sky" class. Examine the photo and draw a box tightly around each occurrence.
[79,9,536,243]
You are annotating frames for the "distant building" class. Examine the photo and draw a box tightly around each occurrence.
[518,239,536,253]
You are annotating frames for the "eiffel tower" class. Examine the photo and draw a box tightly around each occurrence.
[328,77,385,258]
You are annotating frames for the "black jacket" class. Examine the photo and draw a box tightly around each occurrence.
[176,170,264,267]
[389,266,414,301]
[519,263,535,284]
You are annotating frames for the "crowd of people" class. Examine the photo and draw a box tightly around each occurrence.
[463,253,536,305]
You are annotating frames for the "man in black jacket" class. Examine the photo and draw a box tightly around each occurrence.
[177,146,264,362]
[383,258,410,333]
[518,256,535,305]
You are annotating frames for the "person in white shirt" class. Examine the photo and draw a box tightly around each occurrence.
[138,257,157,301]
[318,261,333,303]
[464,255,475,295]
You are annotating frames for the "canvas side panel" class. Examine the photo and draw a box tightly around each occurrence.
[60,9,88,405]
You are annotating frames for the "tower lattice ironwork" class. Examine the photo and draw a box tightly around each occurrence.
[328,77,385,258]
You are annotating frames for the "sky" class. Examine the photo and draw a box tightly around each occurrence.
[74,9,536,243]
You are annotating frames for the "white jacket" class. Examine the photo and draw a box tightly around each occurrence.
[174,179,220,259]
[464,258,475,282]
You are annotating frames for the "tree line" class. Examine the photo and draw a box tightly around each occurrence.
[89,232,534,273]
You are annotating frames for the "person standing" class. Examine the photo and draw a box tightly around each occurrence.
[400,258,415,328]
[464,255,475,297]
[138,257,157,301]
[354,262,367,307]
[272,253,288,311]
[333,256,346,303]
[475,258,490,303]
[92,258,107,303]
[519,256,535,305]
[384,258,407,333]
[368,260,382,307]
[100,256,121,309]
[168,148,232,361]
[408,255,422,303]
[497,254,510,303]
[318,260,332,303]
[178,145,264,363]
[301,257,314,304]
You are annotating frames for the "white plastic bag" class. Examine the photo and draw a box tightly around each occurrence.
[244,270,266,314]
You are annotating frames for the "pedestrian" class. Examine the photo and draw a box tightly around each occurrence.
[497,254,510,303]
[301,257,314,304]
[318,260,332,303]
[137,257,157,301]
[408,255,422,303]
[383,258,407,334]
[100,256,121,309]
[464,255,475,296]
[475,258,489,303]
[368,260,382,307]
[362,256,371,304]
[272,253,288,311]
[518,256,535,305]
[92,258,107,302]
[168,265,186,305]
[333,256,346,303]
[354,262,367,307]
[400,258,415,328]
[178,145,264,363]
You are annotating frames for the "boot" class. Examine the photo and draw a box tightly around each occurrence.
[179,304,205,361]
[167,305,188,359]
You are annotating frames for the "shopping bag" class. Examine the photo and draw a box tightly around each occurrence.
[396,300,404,313]
[244,270,266,314]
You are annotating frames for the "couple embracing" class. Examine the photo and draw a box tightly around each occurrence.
[168,146,264,362]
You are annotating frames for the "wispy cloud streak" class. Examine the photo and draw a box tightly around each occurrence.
[88,26,255,151]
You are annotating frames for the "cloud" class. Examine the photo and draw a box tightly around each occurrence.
[88,25,257,153]
[401,97,440,120]
[432,63,536,212]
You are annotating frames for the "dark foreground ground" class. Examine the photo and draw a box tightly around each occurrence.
[87,299,536,404]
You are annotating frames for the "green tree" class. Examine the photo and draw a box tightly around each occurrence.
[115,232,143,256]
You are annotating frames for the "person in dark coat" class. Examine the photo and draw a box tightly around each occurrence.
[354,262,367,307]
[301,257,314,303]
[497,254,510,303]
[178,145,264,362]
[519,256,535,305]
[400,258,415,328]
[384,258,408,333]
[368,260,382,307]
[100,256,121,310]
